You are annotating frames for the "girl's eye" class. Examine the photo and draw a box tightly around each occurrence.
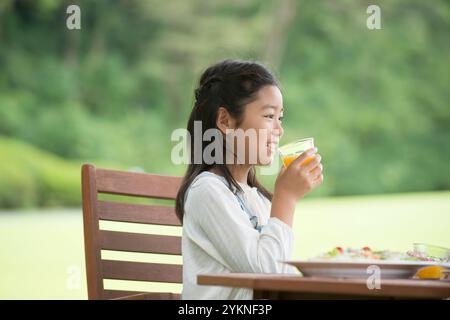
[264,114,275,119]
[279,116,284,122]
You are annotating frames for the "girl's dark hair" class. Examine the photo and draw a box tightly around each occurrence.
[175,59,279,223]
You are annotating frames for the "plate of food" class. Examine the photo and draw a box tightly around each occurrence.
[283,245,450,279]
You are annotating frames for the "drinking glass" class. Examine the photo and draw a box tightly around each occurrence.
[278,137,315,168]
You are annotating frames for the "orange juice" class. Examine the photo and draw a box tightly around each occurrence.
[282,154,314,167]
[278,138,315,168]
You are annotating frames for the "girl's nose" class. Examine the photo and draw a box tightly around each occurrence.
[274,122,284,138]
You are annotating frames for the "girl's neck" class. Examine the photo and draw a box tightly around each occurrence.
[209,164,252,184]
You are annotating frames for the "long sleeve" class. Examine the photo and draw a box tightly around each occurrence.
[184,175,294,274]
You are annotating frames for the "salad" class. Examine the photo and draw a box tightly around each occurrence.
[314,246,450,263]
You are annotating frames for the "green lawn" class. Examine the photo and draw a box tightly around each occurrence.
[1,191,449,299]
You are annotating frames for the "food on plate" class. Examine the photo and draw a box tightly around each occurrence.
[409,243,450,262]
[314,246,450,263]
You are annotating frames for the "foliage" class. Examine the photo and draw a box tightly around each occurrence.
[0,0,449,207]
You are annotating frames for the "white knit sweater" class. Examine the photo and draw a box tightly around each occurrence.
[181,171,297,300]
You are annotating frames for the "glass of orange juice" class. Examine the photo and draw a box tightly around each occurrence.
[278,137,315,168]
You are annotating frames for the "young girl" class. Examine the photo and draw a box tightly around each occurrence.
[175,59,323,299]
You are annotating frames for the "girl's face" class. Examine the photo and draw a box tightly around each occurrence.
[232,85,284,166]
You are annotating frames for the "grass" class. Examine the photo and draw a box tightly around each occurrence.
[1,191,449,299]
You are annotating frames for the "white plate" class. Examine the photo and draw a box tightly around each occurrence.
[282,260,450,279]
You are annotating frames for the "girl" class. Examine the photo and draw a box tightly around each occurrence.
[175,59,323,299]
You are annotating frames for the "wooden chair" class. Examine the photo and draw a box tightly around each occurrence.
[81,164,183,300]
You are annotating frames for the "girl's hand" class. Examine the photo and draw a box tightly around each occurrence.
[274,147,323,203]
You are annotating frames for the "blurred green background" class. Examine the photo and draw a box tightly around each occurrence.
[0,0,449,299]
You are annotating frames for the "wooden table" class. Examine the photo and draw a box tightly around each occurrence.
[197,273,450,299]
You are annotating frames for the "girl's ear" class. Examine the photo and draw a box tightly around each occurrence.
[216,107,236,134]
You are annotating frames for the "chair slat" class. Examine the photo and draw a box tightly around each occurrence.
[96,168,182,199]
[97,201,181,226]
[102,260,183,283]
[104,290,180,300]
[99,230,181,255]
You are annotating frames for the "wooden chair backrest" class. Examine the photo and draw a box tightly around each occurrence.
[81,164,183,299]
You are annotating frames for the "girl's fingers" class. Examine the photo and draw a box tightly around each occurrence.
[300,153,321,173]
[312,174,324,187]
[308,164,323,178]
